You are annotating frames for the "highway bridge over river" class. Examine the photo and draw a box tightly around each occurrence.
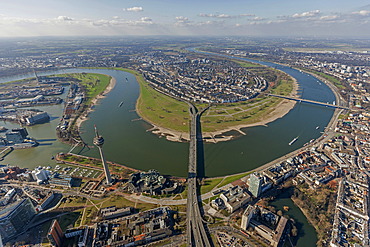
[266,93,349,110]
[186,103,213,247]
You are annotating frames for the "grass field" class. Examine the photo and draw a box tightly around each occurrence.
[58,153,136,179]
[200,177,224,194]
[67,73,111,104]
[234,59,264,68]
[57,212,82,230]
[116,68,191,132]
[216,172,252,187]
[136,75,190,132]
[200,171,252,194]
[57,194,158,226]
[201,96,281,132]
[99,195,158,211]
[78,67,190,132]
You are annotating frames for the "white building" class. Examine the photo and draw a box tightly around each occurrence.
[32,169,51,184]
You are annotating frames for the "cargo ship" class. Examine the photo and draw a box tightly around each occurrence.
[289,136,299,145]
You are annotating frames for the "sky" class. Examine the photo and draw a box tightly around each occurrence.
[0,0,370,38]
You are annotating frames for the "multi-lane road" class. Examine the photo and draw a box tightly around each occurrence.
[186,103,213,247]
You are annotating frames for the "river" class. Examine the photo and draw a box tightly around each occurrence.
[0,57,335,178]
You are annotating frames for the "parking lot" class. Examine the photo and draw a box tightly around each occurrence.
[53,164,102,179]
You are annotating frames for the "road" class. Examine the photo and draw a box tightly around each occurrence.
[266,93,349,109]
[186,103,213,247]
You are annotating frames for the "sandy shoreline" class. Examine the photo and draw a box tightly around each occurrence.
[141,76,299,143]
[75,76,117,130]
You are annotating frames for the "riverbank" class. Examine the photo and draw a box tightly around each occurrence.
[75,76,116,131]
[290,185,336,247]
[290,196,320,240]
[296,67,346,107]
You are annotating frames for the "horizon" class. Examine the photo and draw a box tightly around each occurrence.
[0,35,370,41]
[1,0,370,38]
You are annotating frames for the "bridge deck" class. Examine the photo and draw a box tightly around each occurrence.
[266,93,349,110]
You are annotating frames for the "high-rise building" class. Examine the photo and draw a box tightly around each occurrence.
[47,219,63,247]
[240,205,256,231]
[248,173,263,197]
[93,125,112,185]
[0,198,37,242]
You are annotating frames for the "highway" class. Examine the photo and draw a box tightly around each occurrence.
[186,103,213,247]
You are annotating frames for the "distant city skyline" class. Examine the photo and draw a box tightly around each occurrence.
[0,0,370,38]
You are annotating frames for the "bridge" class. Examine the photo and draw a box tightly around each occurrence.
[186,103,213,247]
[266,93,349,110]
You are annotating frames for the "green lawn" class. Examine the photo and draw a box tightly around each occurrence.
[201,97,282,132]
[200,177,224,194]
[100,195,157,212]
[57,211,82,230]
[200,171,252,195]
[270,78,293,95]
[59,196,87,208]
[118,69,190,132]
[68,73,111,104]
[216,172,252,188]
[137,75,190,132]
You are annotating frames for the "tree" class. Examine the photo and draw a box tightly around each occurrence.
[291,225,298,237]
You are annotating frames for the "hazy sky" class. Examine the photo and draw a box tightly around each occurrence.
[1,0,370,37]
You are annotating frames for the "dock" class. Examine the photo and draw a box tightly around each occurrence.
[0,147,13,161]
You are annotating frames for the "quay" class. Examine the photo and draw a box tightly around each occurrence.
[0,147,13,161]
